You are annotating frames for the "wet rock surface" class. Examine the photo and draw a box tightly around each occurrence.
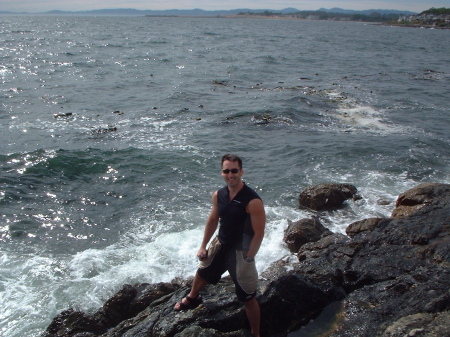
[283,217,332,253]
[43,183,450,337]
[298,183,360,211]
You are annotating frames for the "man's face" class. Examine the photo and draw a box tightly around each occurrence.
[221,160,243,188]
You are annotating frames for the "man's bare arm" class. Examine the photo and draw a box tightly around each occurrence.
[246,198,266,259]
[198,191,219,260]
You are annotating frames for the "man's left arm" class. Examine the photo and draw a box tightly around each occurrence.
[246,198,266,259]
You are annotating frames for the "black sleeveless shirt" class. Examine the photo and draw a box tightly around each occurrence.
[217,183,261,251]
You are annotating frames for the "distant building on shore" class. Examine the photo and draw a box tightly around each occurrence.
[398,13,450,27]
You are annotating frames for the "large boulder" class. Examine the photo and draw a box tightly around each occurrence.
[299,183,360,211]
[43,309,107,336]
[300,183,450,336]
[283,217,332,253]
[392,182,450,217]
[42,282,182,337]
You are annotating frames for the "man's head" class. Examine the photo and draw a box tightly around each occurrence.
[221,154,244,188]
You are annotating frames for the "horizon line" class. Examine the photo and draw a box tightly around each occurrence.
[0,7,422,15]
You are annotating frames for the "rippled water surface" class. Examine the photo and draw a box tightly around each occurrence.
[0,15,449,336]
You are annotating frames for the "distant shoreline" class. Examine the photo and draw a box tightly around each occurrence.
[384,22,450,29]
[144,14,304,20]
[2,11,448,29]
[144,15,450,29]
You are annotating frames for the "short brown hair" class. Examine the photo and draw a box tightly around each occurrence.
[221,154,242,169]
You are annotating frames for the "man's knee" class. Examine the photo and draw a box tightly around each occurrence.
[236,286,257,302]
[197,268,221,285]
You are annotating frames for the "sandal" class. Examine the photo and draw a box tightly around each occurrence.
[174,295,203,311]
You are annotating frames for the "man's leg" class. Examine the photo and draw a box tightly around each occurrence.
[174,272,208,310]
[245,297,261,337]
[187,271,208,299]
[175,238,225,311]
[230,250,260,335]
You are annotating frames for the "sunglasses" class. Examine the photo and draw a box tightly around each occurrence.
[222,168,240,174]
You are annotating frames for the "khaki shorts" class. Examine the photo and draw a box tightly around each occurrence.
[198,237,258,302]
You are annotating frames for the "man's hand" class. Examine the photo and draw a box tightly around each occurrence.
[197,247,208,261]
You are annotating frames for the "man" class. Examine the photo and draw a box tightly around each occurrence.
[174,154,266,337]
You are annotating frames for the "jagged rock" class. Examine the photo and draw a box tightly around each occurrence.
[94,282,180,328]
[97,284,138,327]
[283,217,332,253]
[258,273,335,335]
[316,184,450,336]
[299,183,360,210]
[295,233,352,296]
[43,183,450,337]
[174,326,253,336]
[43,309,107,336]
[100,280,248,337]
[382,311,450,337]
[42,282,181,337]
[392,182,450,217]
[345,217,383,237]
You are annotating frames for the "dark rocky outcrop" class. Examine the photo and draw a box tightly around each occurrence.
[283,217,332,253]
[43,183,450,337]
[346,217,383,237]
[299,183,360,211]
[43,283,182,337]
[392,182,449,218]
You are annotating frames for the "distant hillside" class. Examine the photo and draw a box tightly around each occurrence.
[0,11,27,14]
[318,7,417,15]
[1,7,417,16]
[10,8,301,16]
[239,8,418,23]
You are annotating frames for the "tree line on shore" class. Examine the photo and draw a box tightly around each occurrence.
[238,10,406,22]
[423,7,450,15]
[238,7,450,25]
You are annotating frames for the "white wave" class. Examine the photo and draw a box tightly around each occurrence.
[321,89,411,134]
[0,205,297,337]
[336,105,387,129]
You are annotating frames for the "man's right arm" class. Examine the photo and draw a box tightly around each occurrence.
[198,191,219,260]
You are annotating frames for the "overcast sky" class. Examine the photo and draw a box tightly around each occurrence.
[1,1,448,13]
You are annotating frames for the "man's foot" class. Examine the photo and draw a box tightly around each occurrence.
[173,295,202,311]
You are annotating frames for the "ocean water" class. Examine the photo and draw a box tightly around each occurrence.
[0,15,449,336]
